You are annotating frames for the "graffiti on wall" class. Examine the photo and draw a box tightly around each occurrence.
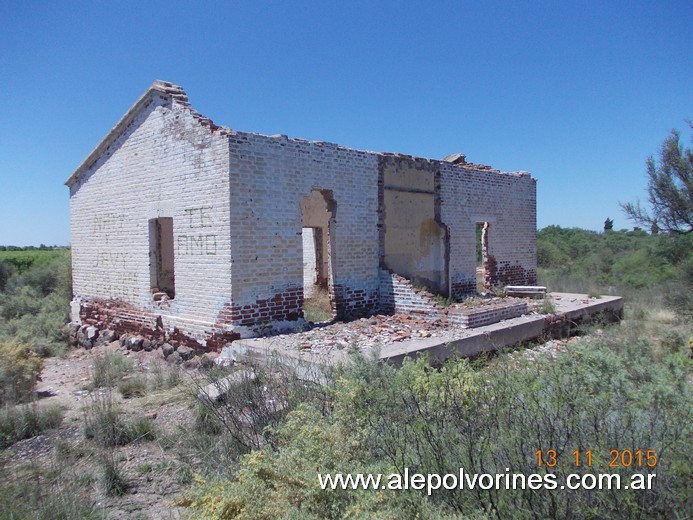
[178,206,217,255]
[93,251,130,268]
[177,234,217,255]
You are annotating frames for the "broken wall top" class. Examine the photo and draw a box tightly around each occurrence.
[66,80,535,189]
[65,80,233,188]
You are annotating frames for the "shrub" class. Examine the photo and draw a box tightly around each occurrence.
[193,403,223,435]
[150,359,182,390]
[181,404,458,519]
[101,454,129,496]
[0,250,71,357]
[185,334,691,519]
[664,260,693,320]
[127,416,158,441]
[83,392,156,447]
[89,351,132,389]
[0,259,14,292]
[83,393,122,447]
[118,374,148,398]
[0,402,64,448]
[537,239,569,268]
[0,461,98,519]
[192,360,328,455]
[0,340,44,404]
[660,330,686,355]
[539,296,556,314]
[339,341,690,518]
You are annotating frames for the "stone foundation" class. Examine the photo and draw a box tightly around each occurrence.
[70,298,240,353]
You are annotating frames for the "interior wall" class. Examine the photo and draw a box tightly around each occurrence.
[380,156,448,294]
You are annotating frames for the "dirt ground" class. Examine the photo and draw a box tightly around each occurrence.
[1,343,199,519]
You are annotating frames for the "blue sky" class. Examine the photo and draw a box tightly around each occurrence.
[1,1,691,246]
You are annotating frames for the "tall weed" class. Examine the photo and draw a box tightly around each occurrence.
[0,403,64,448]
[83,392,156,447]
[89,351,132,389]
[0,340,44,404]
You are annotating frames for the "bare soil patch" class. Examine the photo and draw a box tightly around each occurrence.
[1,343,197,519]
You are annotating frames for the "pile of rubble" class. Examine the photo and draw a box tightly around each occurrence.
[262,313,470,353]
[66,294,552,360]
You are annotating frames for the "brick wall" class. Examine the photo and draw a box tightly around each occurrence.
[378,269,528,328]
[379,269,444,315]
[226,133,381,328]
[68,81,537,346]
[68,86,234,345]
[458,301,528,328]
[440,163,537,298]
[379,155,447,294]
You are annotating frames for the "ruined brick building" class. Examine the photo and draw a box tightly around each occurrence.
[66,81,536,347]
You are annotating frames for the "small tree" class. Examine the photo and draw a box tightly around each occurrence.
[620,124,693,234]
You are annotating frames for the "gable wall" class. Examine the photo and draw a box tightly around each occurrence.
[69,97,232,339]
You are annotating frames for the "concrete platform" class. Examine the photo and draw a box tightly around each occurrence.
[221,292,623,378]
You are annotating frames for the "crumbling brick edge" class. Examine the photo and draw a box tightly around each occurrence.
[66,298,242,363]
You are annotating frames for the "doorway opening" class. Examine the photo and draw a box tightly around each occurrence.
[149,217,175,299]
[476,221,490,292]
[301,190,336,322]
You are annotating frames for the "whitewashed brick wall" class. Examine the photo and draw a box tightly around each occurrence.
[440,164,537,298]
[226,133,381,325]
[302,227,317,297]
[68,82,537,344]
[69,93,232,339]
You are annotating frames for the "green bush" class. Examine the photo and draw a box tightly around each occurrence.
[335,342,690,518]
[537,226,692,324]
[183,334,691,519]
[181,404,461,519]
[192,360,328,455]
[664,260,693,320]
[0,260,14,292]
[537,239,569,268]
[0,250,71,357]
[537,226,690,291]
[0,249,67,273]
